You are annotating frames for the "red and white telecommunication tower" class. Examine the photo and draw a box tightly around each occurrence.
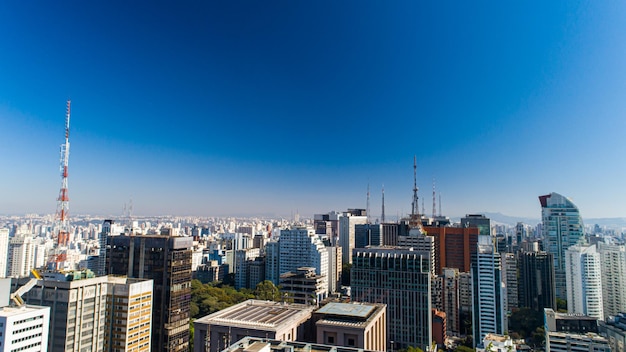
[55,100,71,247]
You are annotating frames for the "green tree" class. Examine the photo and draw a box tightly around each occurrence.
[508,308,543,338]
[454,345,475,352]
[254,280,281,301]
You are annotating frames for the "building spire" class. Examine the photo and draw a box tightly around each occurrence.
[381,184,385,223]
[411,155,419,217]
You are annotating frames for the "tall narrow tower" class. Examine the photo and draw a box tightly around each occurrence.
[381,185,385,223]
[432,178,436,218]
[55,100,71,247]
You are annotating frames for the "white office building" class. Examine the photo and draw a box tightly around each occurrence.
[7,235,35,278]
[339,211,367,265]
[597,242,626,319]
[0,305,50,352]
[279,227,329,295]
[471,235,506,347]
[565,243,603,319]
[0,229,9,278]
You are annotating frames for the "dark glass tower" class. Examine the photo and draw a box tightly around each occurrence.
[106,232,193,352]
[518,250,556,312]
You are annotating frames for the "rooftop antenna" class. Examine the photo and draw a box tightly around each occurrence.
[439,193,442,217]
[411,155,419,217]
[381,184,385,223]
[366,183,371,224]
[432,178,436,218]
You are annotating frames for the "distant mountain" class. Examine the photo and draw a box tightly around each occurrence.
[584,218,626,228]
[449,212,540,226]
[450,212,626,229]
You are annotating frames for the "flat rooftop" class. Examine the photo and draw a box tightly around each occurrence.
[195,300,314,330]
[316,302,375,319]
[223,337,371,352]
[0,305,49,317]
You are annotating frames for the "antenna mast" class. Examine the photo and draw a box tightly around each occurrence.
[381,185,385,223]
[55,100,71,246]
[411,156,419,217]
[366,183,371,224]
[432,178,436,218]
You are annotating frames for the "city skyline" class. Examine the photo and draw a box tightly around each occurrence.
[2,2,626,218]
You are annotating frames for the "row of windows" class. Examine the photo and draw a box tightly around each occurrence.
[12,323,43,335]
[12,333,42,344]
[13,316,43,325]
[10,341,41,352]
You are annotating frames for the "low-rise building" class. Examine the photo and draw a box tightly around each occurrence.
[193,300,315,352]
[314,302,386,351]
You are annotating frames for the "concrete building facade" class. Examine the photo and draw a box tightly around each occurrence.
[314,302,386,352]
[351,247,432,351]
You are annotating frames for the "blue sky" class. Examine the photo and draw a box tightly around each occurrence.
[2,1,626,219]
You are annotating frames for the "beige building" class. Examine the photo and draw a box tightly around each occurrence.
[314,302,386,352]
[105,277,153,352]
[193,300,315,352]
[14,270,153,352]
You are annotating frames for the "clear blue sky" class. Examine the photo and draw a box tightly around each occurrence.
[2,1,626,219]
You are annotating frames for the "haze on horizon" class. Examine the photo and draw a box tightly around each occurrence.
[2,2,626,219]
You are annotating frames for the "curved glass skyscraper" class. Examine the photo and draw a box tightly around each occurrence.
[539,192,584,300]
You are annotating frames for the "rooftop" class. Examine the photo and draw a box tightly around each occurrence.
[0,305,49,317]
[316,302,375,319]
[223,337,372,352]
[195,300,314,330]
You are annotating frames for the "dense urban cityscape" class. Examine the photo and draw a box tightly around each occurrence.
[3,171,626,352]
[3,2,626,352]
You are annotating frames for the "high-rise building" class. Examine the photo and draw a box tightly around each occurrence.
[471,235,506,347]
[539,192,584,300]
[325,245,342,294]
[502,253,518,314]
[352,247,432,351]
[234,248,260,290]
[518,250,556,312]
[265,240,280,285]
[106,233,193,352]
[441,267,460,335]
[105,277,154,352]
[0,304,50,352]
[355,223,382,248]
[339,210,367,265]
[278,227,329,295]
[565,243,603,319]
[0,228,9,277]
[422,225,479,275]
[7,235,34,278]
[597,242,626,319]
[461,214,491,237]
[20,271,109,352]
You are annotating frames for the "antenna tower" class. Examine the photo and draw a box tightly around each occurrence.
[55,100,71,247]
[381,185,385,223]
[439,193,442,217]
[366,183,370,224]
[411,156,419,217]
[432,178,436,218]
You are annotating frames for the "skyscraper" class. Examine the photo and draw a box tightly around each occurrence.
[352,247,432,351]
[471,235,506,347]
[278,227,329,296]
[339,209,368,265]
[539,192,584,300]
[565,243,603,320]
[518,249,556,312]
[502,252,518,314]
[106,233,193,352]
[0,228,9,277]
[597,242,626,318]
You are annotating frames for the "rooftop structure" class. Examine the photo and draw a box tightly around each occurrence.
[221,337,373,352]
[193,300,315,352]
[314,302,386,351]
